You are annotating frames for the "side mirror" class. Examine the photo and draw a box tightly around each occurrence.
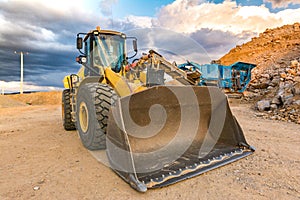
[133,40,137,52]
[77,37,83,49]
[126,37,138,59]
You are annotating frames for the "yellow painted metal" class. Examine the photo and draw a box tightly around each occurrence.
[63,66,85,89]
[104,68,133,97]
[102,68,147,97]
[63,75,71,89]
[133,85,147,93]
[84,28,124,41]
[79,101,89,133]
[77,66,85,80]
[139,71,147,84]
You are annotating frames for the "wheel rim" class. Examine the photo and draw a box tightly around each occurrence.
[79,102,89,133]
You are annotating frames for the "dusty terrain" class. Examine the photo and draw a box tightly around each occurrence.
[0,92,299,200]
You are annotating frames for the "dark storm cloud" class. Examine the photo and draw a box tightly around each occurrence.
[0,0,146,89]
[123,27,254,64]
[124,28,212,63]
[0,48,79,87]
[190,29,255,59]
[0,1,94,36]
[0,0,258,90]
[0,0,100,87]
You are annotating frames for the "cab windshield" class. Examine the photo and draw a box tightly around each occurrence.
[93,34,125,72]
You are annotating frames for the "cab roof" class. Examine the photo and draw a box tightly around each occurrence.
[84,26,125,41]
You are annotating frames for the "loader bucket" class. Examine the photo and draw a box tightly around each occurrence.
[106,86,254,192]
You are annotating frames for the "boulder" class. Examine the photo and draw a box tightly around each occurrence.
[270,104,278,111]
[280,73,287,79]
[294,100,300,105]
[271,96,282,105]
[261,74,270,80]
[294,77,300,83]
[287,69,297,76]
[283,94,294,105]
[292,83,300,95]
[291,60,299,68]
[256,100,271,112]
[251,82,269,89]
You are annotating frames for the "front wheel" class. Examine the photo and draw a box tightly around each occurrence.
[76,83,117,150]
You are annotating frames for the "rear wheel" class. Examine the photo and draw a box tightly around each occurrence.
[62,89,76,130]
[76,83,117,150]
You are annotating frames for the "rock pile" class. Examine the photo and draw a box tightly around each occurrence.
[252,60,300,124]
[218,23,300,124]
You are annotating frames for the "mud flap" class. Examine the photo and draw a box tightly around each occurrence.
[106,86,254,192]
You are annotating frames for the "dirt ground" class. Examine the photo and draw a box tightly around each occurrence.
[0,93,299,200]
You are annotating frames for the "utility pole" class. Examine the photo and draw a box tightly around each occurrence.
[14,51,28,94]
[0,81,4,95]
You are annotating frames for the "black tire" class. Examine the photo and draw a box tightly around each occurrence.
[62,89,76,130]
[76,83,117,150]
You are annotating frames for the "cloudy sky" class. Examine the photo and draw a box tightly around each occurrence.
[0,0,300,92]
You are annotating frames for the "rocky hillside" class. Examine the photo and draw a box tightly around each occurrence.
[219,23,300,66]
[219,23,300,124]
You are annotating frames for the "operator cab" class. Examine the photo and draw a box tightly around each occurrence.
[76,26,137,76]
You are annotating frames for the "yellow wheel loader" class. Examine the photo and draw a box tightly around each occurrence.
[62,26,255,192]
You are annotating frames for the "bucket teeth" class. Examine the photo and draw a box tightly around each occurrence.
[237,149,243,153]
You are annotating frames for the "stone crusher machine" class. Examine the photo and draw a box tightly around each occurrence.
[178,61,256,98]
[62,26,255,192]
